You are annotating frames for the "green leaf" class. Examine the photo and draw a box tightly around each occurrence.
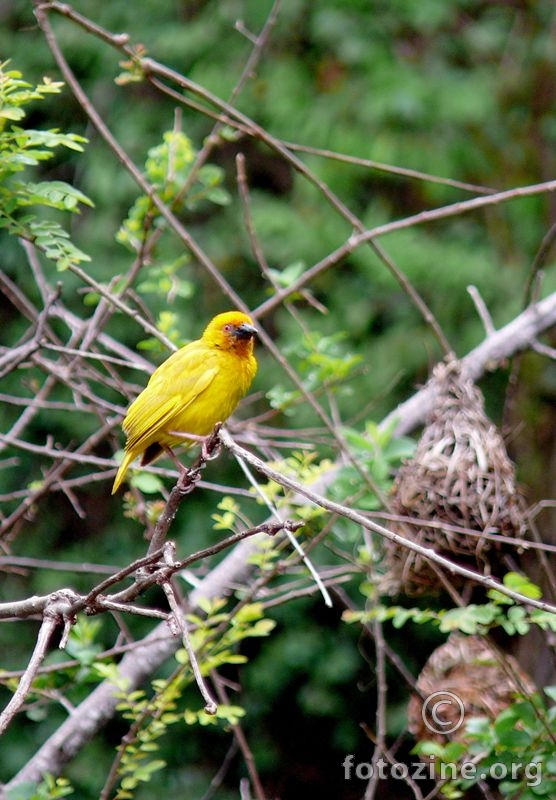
[0,106,25,121]
[22,180,93,211]
[529,611,556,631]
[443,741,467,761]
[412,740,446,758]
[129,471,165,494]
[506,605,530,635]
[232,603,264,624]
[543,686,556,702]
[244,619,276,637]
[204,186,230,205]
[135,759,166,781]
[215,704,246,725]
[64,618,103,665]
[439,604,498,633]
[502,572,542,600]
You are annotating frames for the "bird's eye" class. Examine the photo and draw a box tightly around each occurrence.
[223,323,233,332]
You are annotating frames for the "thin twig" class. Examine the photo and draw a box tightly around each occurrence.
[0,592,78,734]
[524,218,556,307]
[219,429,556,614]
[467,285,496,336]
[160,576,217,714]
[361,723,424,800]
[282,140,496,195]
[200,740,239,800]
[232,449,333,608]
[212,673,267,800]
[364,617,388,800]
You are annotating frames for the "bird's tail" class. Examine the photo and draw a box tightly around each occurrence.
[112,450,136,494]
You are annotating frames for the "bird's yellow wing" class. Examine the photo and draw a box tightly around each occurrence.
[112,358,219,494]
[123,359,219,453]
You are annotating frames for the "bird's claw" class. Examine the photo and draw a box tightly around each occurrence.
[201,422,223,461]
[177,466,202,495]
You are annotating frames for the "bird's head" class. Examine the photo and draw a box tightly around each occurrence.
[202,311,258,354]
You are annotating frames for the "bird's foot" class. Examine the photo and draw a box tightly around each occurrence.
[201,423,223,461]
[166,425,222,495]
[166,426,222,460]
[162,445,187,474]
[162,446,197,493]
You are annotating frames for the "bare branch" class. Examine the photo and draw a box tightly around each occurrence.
[467,284,496,337]
[161,577,217,715]
[0,590,79,735]
[383,289,556,437]
[219,429,556,614]
[283,140,496,195]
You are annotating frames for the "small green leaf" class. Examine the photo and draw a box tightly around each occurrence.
[0,106,25,121]
[23,180,93,211]
[543,686,556,702]
[503,572,542,600]
[129,471,165,494]
[439,605,497,633]
[245,619,276,637]
[232,602,264,624]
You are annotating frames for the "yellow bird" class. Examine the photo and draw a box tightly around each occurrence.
[112,311,258,494]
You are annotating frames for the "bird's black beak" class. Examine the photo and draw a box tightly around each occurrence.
[234,323,258,340]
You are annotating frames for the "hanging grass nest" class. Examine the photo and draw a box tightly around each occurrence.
[384,359,527,595]
[408,633,535,748]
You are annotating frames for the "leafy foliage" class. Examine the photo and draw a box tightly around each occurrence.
[101,600,275,799]
[0,62,91,270]
[415,691,556,799]
[343,573,556,636]
[6,773,74,800]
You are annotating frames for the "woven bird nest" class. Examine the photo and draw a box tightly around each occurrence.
[385,360,526,595]
[408,633,535,747]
